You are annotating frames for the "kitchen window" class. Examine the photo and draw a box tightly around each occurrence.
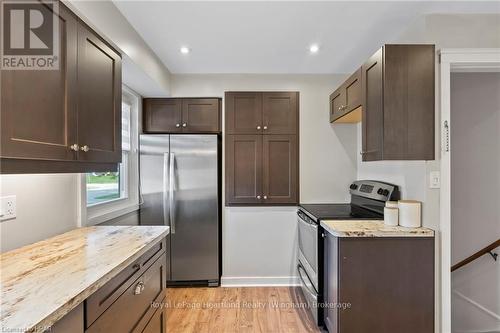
[80,85,140,226]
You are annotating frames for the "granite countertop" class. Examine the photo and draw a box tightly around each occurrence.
[320,220,434,238]
[0,225,170,332]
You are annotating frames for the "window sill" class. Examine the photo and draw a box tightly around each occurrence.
[87,202,139,226]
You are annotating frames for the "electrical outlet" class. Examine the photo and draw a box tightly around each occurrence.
[429,171,441,189]
[0,195,17,221]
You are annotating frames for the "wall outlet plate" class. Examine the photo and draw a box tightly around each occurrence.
[0,195,17,221]
[429,171,441,189]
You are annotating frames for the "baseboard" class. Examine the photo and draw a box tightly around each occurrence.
[221,276,300,287]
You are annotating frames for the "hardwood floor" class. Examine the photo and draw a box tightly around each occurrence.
[165,287,321,333]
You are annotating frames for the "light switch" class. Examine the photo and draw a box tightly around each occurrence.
[429,171,440,189]
[0,195,17,221]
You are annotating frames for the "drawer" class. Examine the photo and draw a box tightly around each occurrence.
[86,253,167,333]
[86,239,166,328]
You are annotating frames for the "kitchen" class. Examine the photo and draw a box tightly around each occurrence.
[1,1,499,333]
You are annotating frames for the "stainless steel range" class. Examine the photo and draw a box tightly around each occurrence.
[297,180,400,326]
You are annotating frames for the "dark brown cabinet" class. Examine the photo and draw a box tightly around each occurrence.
[225,91,299,206]
[329,44,435,161]
[262,92,298,134]
[225,92,262,134]
[182,98,221,133]
[329,69,362,123]
[361,48,384,161]
[1,4,78,164]
[142,301,167,333]
[143,99,183,133]
[225,135,262,205]
[143,98,221,134]
[262,135,298,204]
[0,2,122,173]
[323,233,434,333]
[77,22,122,163]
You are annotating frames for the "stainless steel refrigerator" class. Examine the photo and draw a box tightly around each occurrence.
[139,135,220,286]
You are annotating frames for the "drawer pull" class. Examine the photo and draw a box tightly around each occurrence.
[134,281,145,295]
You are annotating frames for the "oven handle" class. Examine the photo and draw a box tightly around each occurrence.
[297,263,318,299]
[298,214,317,228]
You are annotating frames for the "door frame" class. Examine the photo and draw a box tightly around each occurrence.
[439,48,500,333]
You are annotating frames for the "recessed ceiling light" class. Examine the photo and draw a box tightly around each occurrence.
[180,47,190,54]
[309,44,319,54]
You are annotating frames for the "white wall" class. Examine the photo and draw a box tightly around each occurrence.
[0,174,79,252]
[450,72,500,333]
[171,74,357,284]
[65,0,171,97]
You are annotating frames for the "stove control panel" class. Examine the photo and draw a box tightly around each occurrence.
[349,180,399,202]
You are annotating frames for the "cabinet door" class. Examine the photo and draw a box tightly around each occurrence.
[181,98,220,133]
[225,92,262,134]
[324,233,338,333]
[361,48,384,161]
[77,22,122,163]
[0,4,77,161]
[344,68,362,113]
[262,135,298,204]
[225,135,262,205]
[142,303,167,333]
[329,88,345,122]
[262,92,298,134]
[143,99,182,133]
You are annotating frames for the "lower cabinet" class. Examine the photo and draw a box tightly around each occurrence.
[49,239,167,333]
[142,299,168,333]
[323,233,434,333]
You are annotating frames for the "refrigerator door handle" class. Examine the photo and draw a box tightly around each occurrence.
[162,153,170,228]
[169,152,176,234]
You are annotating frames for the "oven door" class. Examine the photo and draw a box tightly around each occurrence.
[297,211,318,291]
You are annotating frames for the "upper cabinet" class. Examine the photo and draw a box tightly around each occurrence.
[225,91,299,206]
[143,98,221,134]
[329,69,362,123]
[77,22,122,163]
[330,44,435,161]
[225,92,262,134]
[0,2,122,173]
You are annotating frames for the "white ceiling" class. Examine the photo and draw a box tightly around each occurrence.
[114,1,500,74]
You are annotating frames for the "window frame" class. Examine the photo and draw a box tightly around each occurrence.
[78,85,140,226]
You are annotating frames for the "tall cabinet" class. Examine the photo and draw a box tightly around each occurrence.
[225,92,299,205]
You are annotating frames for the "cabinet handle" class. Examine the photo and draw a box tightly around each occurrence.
[134,281,145,295]
[182,123,187,128]
[444,120,450,152]
[338,106,342,112]
[175,123,180,128]
[263,195,267,200]
[69,144,79,151]
[80,145,90,152]
[263,126,268,130]
[256,195,261,199]
[257,126,261,130]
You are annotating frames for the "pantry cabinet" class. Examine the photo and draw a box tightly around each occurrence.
[329,44,435,161]
[225,91,299,205]
[143,98,221,134]
[0,2,122,173]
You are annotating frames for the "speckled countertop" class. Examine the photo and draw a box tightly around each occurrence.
[320,220,434,238]
[0,225,170,332]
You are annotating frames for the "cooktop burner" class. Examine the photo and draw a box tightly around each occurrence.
[299,203,383,222]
